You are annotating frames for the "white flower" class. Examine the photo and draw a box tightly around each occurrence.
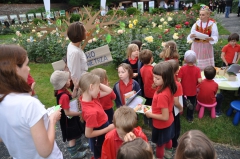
[16,31,22,37]
[92,38,97,42]
[144,36,153,43]
[160,18,165,22]
[12,38,16,41]
[88,39,93,43]
[163,21,168,25]
[32,29,36,33]
[152,22,156,28]
[161,42,166,47]
[117,29,124,34]
[158,25,163,29]
[27,39,31,42]
[96,30,99,34]
[168,17,172,21]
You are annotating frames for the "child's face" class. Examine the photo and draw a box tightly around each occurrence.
[116,128,127,140]
[65,78,71,88]
[118,67,129,81]
[131,48,139,59]
[229,40,237,47]
[89,83,100,98]
[153,74,163,86]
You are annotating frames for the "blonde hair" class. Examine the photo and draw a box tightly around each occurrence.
[126,44,139,58]
[78,72,100,93]
[200,5,211,15]
[113,106,137,133]
[159,41,179,60]
[90,68,107,83]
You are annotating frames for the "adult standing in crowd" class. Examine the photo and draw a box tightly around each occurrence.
[238,0,240,17]
[0,45,63,159]
[225,0,233,18]
[67,22,88,90]
[187,5,219,70]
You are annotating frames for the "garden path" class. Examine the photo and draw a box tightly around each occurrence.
[1,13,240,159]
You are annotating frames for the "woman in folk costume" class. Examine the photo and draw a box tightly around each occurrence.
[187,5,219,70]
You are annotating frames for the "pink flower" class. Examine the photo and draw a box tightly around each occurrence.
[185,21,189,25]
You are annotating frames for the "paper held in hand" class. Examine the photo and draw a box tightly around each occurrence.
[134,104,152,114]
[124,90,146,108]
[193,30,209,40]
[47,105,61,116]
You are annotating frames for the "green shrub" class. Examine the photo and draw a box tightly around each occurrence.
[126,7,140,16]
[70,14,80,23]
[107,10,126,16]
[106,10,114,16]
[191,3,201,11]
[151,8,166,14]
[0,27,15,35]
[33,18,46,25]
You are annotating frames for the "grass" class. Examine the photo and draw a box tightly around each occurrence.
[29,62,240,146]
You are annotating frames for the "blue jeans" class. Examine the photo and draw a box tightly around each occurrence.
[225,6,231,18]
[216,93,224,113]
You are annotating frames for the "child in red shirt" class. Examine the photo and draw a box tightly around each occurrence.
[113,63,141,108]
[197,66,223,117]
[90,68,116,124]
[145,62,177,159]
[167,60,183,152]
[178,50,202,123]
[101,106,148,159]
[221,33,240,67]
[79,72,114,159]
[50,70,88,159]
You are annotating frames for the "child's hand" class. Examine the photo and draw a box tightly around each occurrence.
[145,111,152,118]
[133,73,138,78]
[49,109,61,124]
[123,132,136,142]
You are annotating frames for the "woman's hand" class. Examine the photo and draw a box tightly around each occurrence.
[190,34,196,38]
[205,37,213,42]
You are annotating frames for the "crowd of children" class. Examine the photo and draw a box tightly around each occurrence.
[2,19,239,159]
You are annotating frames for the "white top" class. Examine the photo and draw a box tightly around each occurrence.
[67,42,88,82]
[187,20,219,45]
[0,93,63,159]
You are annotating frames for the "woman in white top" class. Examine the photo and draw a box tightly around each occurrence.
[187,5,219,70]
[0,45,63,159]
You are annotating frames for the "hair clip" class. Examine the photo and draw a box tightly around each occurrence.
[200,5,211,11]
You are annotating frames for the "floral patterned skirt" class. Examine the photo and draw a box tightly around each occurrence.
[191,42,215,70]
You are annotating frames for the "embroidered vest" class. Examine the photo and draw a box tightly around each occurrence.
[194,22,213,43]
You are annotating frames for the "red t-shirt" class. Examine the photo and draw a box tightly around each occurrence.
[178,65,201,96]
[27,74,35,95]
[101,126,148,159]
[99,91,116,110]
[222,44,240,64]
[79,96,108,128]
[140,65,155,98]
[174,81,183,97]
[197,79,218,104]
[58,89,71,109]
[119,79,133,105]
[152,87,174,129]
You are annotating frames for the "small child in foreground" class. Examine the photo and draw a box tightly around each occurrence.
[101,106,148,159]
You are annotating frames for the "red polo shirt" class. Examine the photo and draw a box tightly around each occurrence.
[197,79,218,104]
[140,65,155,98]
[222,44,240,64]
[99,91,116,110]
[119,79,133,105]
[174,81,183,97]
[58,89,71,109]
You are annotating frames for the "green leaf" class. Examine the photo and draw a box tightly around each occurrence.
[56,19,61,26]
[119,21,125,30]
[106,34,111,43]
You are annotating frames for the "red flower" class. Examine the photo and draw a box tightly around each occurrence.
[185,21,189,25]
[175,24,182,29]
[164,29,170,34]
[158,35,162,39]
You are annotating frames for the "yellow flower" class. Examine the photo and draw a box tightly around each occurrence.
[168,17,172,21]
[144,36,153,43]
[160,18,165,22]
[163,21,168,25]
[92,38,97,42]
[129,21,132,24]
[32,29,36,33]
[129,23,133,29]
[173,34,179,40]
[27,39,30,42]
[158,25,163,29]
[133,19,138,25]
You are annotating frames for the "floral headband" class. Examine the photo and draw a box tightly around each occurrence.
[200,5,211,12]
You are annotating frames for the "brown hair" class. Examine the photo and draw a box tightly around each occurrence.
[90,68,107,83]
[0,45,31,102]
[67,22,86,43]
[167,59,179,74]
[131,40,142,50]
[118,63,133,79]
[139,49,153,64]
[228,33,239,42]
[78,72,100,93]
[126,44,139,58]
[175,130,216,159]
[204,66,216,80]
[117,138,153,159]
[113,106,137,133]
[152,61,177,94]
[159,40,179,60]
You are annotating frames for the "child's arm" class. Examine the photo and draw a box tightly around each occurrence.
[85,124,114,138]
[99,83,112,98]
[221,52,228,66]
[63,109,81,117]
[235,52,240,64]
[198,78,202,84]
[71,87,78,98]
[174,96,183,112]
[145,108,169,121]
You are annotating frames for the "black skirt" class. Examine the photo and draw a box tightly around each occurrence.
[151,122,175,146]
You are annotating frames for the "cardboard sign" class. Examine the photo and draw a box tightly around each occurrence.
[85,45,113,68]
[52,60,65,71]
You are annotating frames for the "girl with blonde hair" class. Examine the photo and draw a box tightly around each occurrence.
[159,40,179,61]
